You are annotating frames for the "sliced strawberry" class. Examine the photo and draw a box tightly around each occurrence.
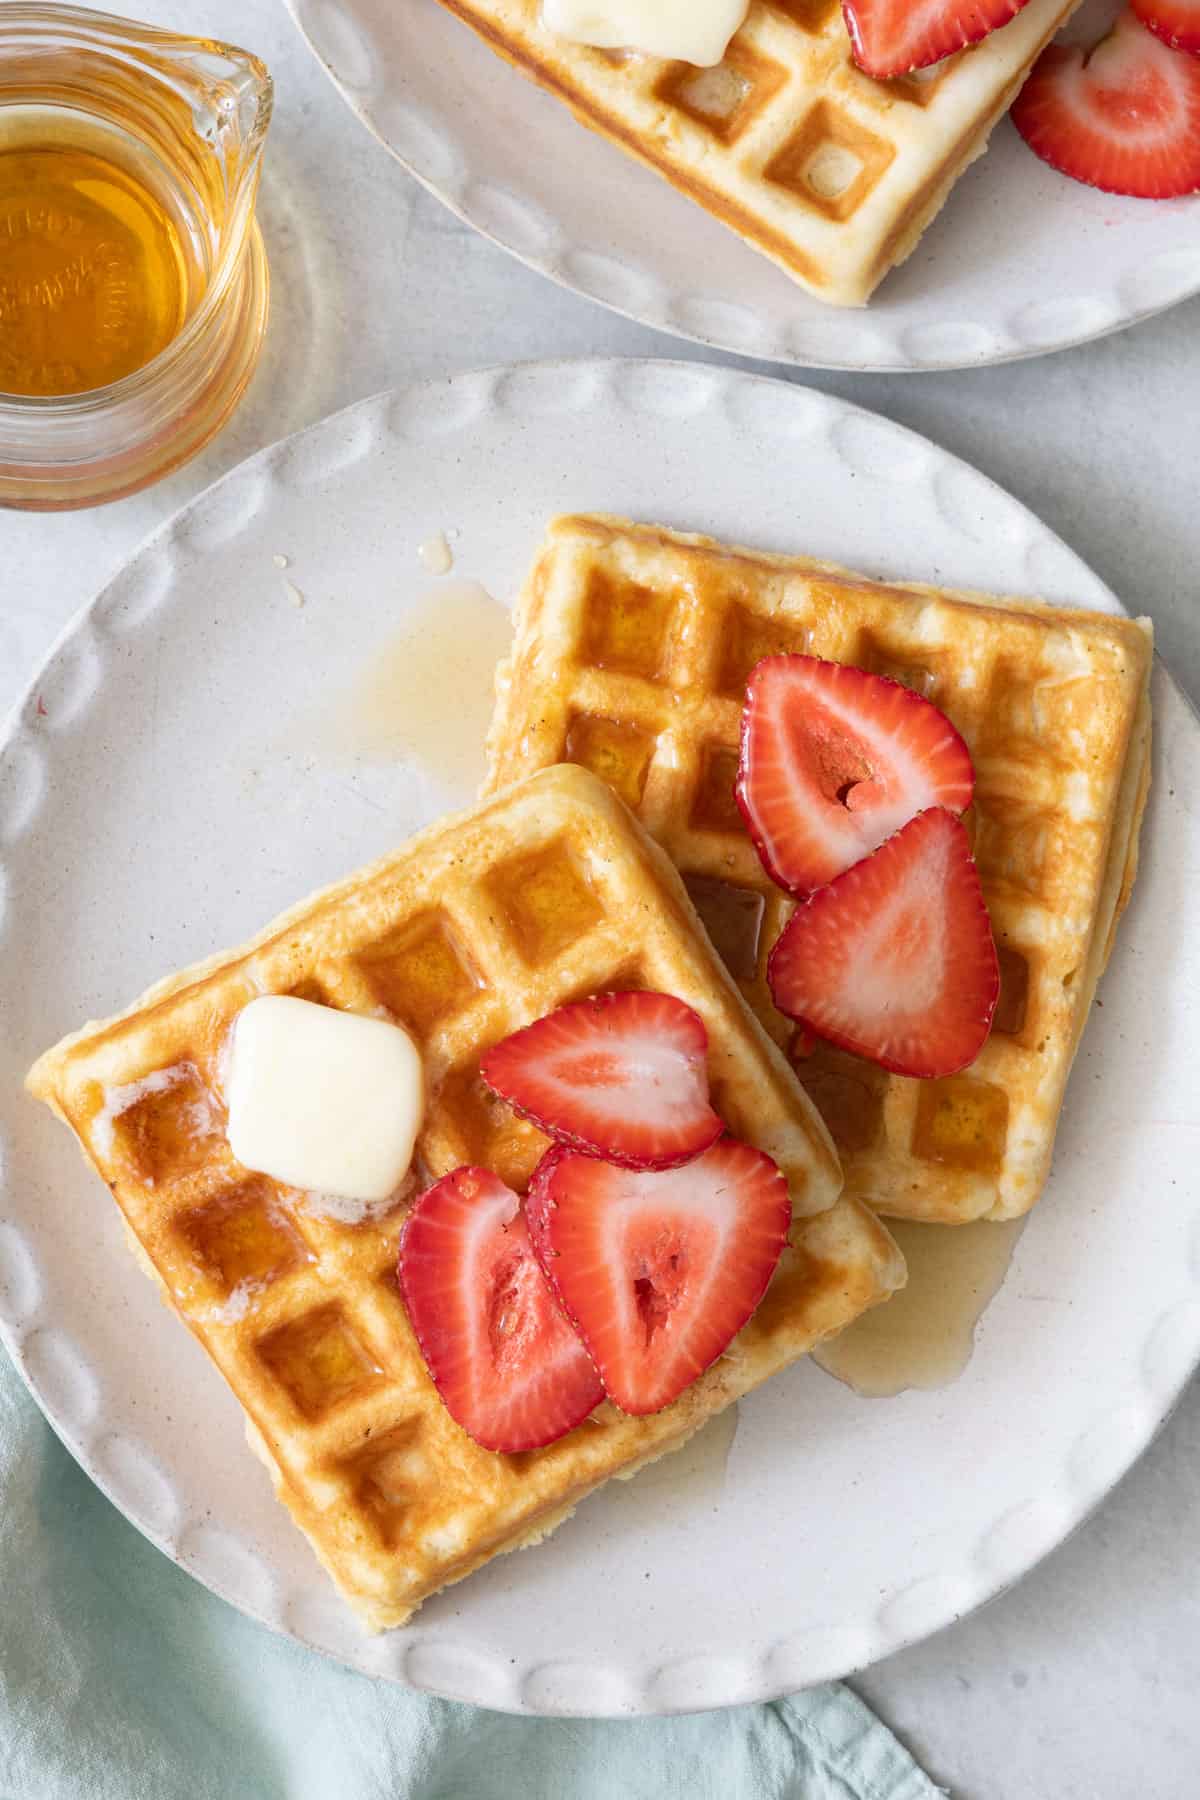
[768,807,999,1080]
[398,1166,602,1452]
[526,1138,791,1416]
[480,991,723,1171]
[1012,10,1200,198]
[736,656,974,896]
[1133,0,1200,57]
[843,0,1033,79]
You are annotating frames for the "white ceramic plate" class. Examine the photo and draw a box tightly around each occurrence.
[284,0,1200,372]
[2,360,1198,1716]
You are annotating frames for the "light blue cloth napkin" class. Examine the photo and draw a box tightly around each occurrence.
[0,1351,940,1800]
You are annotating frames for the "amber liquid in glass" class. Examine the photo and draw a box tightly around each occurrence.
[0,112,197,397]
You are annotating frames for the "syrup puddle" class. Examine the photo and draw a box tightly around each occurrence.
[627,1402,739,1502]
[320,581,512,795]
[813,1217,1026,1398]
[417,531,453,575]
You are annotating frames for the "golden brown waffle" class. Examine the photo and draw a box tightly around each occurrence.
[485,518,1153,1225]
[27,765,902,1632]
[434,0,1080,306]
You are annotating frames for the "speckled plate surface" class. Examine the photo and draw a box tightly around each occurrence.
[2,361,1198,1715]
[285,0,1200,372]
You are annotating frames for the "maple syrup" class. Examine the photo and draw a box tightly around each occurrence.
[487,839,604,962]
[629,1403,740,1500]
[417,531,453,575]
[813,1217,1025,1398]
[359,911,484,1035]
[581,569,678,680]
[564,712,656,811]
[180,1180,308,1297]
[683,874,765,980]
[328,582,515,798]
[0,114,193,396]
[256,1304,383,1420]
[0,13,270,508]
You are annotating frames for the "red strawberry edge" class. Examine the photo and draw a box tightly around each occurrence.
[735,653,975,898]
[398,1166,603,1453]
[1012,9,1200,199]
[767,807,1000,1081]
[526,1139,792,1417]
[843,0,1034,80]
[481,990,724,1172]
[1132,0,1200,58]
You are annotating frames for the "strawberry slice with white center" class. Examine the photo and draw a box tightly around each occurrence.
[768,807,999,1080]
[842,0,1033,79]
[1133,0,1200,57]
[398,1166,602,1452]
[1012,9,1200,198]
[526,1138,791,1416]
[736,655,974,896]
[480,991,723,1171]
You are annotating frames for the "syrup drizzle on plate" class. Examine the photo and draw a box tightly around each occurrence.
[813,1217,1026,1398]
[417,531,454,575]
[628,1401,740,1501]
[325,580,512,796]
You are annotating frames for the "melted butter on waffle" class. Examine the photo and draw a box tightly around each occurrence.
[485,517,1153,1224]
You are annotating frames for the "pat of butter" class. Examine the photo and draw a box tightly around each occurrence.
[543,0,749,66]
[226,997,424,1201]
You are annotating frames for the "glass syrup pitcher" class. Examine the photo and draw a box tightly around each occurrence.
[0,4,272,509]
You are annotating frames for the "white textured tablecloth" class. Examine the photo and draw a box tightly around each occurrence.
[4,4,1199,1794]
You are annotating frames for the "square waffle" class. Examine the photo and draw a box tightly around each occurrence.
[27,765,902,1632]
[434,0,1080,306]
[485,517,1153,1225]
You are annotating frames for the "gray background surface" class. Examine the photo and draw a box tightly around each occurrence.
[4,4,1198,1794]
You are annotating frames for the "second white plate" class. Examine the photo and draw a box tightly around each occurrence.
[286,0,1200,371]
[2,361,1198,1714]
